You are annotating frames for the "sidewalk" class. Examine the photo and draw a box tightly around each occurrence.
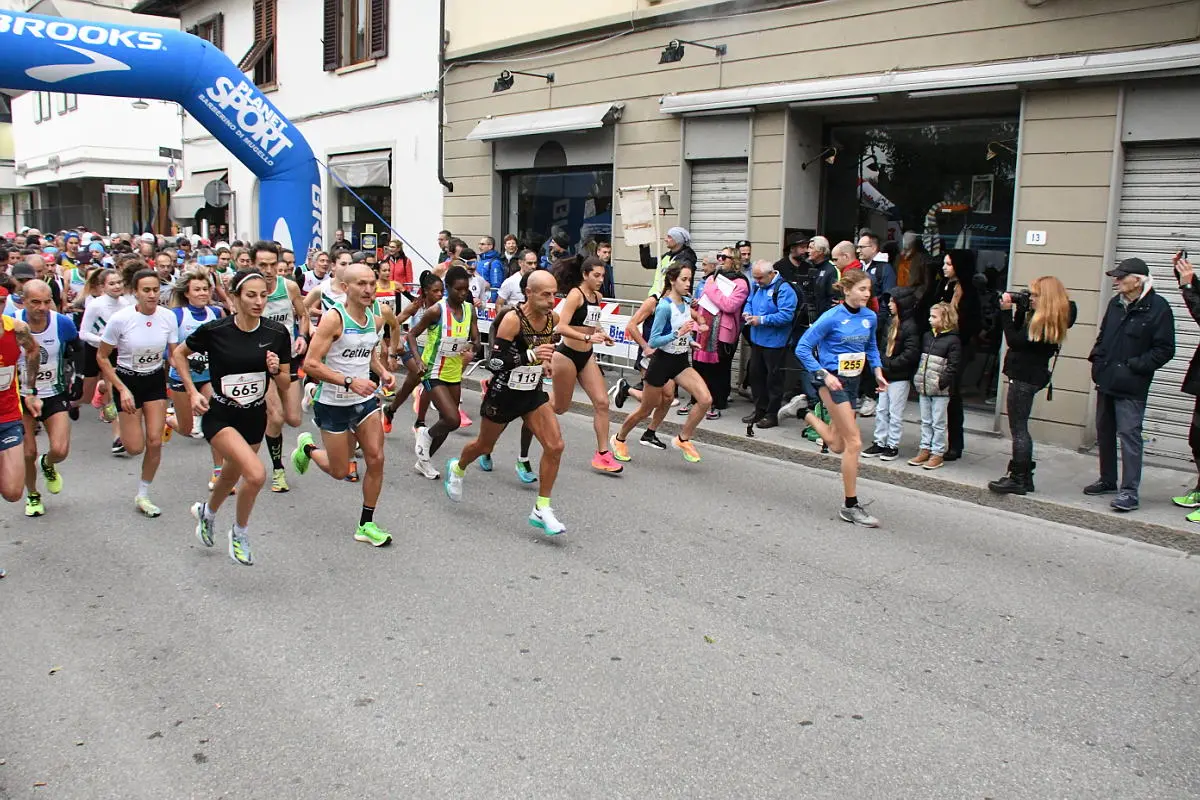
[460,369,1200,556]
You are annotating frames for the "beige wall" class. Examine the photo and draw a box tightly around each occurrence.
[1006,87,1121,448]
[0,124,12,161]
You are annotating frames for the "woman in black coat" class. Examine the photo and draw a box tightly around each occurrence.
[933,249,981,460]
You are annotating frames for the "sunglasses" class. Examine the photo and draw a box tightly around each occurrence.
[717,254,732,260]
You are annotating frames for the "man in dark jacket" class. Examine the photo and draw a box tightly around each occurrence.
[1085,257,1176,512]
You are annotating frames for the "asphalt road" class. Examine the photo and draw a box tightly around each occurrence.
[2,399,1198,799]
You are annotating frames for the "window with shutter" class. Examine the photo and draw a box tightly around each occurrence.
[323,0,339,72]
[190,13,224,51]
[368,0,387,60]
[328,0,386,70]
[237,0,276,87]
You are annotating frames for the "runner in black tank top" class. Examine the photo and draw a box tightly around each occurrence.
[442,270,570,535]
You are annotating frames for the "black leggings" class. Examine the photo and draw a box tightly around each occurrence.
[1006,379,1039,464]
[1190,396,1200,472]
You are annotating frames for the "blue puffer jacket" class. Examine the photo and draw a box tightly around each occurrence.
[745,274,797,349]
[478,249,506,290]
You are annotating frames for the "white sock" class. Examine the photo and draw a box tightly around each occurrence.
[233,523,248,538]
[201,502,216,525]
[137,480,151,499]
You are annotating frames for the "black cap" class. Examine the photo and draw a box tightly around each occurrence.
[11,263,36,280]
[786,232,810,249]
[735,239,751,249]
[552,233,570,249]
[1106,257,1149,278]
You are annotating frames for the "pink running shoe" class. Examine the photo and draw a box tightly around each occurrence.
[591,450,624,474]
[459,408,473,428]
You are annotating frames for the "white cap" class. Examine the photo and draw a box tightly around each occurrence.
[140,232,156,243]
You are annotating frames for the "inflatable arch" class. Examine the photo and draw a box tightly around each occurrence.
[0,10,321,261]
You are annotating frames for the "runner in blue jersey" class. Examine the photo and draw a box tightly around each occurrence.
[795,268,887,527]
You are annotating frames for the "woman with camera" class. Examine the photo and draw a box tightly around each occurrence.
[987,277,1073,495]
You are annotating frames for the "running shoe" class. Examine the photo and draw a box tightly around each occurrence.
[382,412,393,434]
[639,431,667,450]
[529,505,566,535]
[415,426,433,461]
[135,496,162,518]
[591,450,623,474]
[190,502,214,548]
[271,467,289,493]
[414,459,440,480]
[614,378,630,409]
[515,459,537,484]
[302,382,317,410]
[459,408,473,428]
[675,403,692,416]
[228,528,253,566]
[40,455,63,494]
[610,435,631,463]
[343,460,359,482]
[163,422,173,443]
[479,453,493,472]
[1172,489,1200,509]
[444,459,464,502]
[672,436,702,463]
[207,471,237,495]
[354,521,392,547]
[101,401,118,423]
[1187,508,1200,525]
[291,432,314,475]
[839,503,880,528]
[111,438,125,456]
[68,404,80,421]
[25,492,45,517]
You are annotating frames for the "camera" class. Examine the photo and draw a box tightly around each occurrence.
[1011,289,1032,313]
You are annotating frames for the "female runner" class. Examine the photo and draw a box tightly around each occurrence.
[164,269,225,485]
[172,269,292,566]
[383,271,444,431]
[795,269,886,527]
[550,255,621,474]
[97,269,179,517]
[76,267,126,434]
[610,264,711,464]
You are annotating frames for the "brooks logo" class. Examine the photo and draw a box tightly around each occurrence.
[25,44,130,84]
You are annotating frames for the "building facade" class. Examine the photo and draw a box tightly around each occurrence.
[6,0,182,235]
[135,0,444,264]
[441,0,1200,457]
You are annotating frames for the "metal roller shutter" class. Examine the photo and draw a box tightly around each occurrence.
[688,160,748,256]
[1115,144,1200,461]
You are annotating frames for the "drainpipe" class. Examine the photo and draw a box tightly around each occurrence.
[437,0,454,192]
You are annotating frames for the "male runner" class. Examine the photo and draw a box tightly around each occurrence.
[443,270,567,534]
[290,264,394,546]
[15,280,78,517]
[254,241,308,492]
[1,310,41,575]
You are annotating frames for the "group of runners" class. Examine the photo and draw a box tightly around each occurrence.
[2,236,889,574]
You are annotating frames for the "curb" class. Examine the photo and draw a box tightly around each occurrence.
[460,377,1200,556]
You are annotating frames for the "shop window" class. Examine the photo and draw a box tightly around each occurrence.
[188,14,225,51]
[323,0,388,71]
[336,187,391,250]
[823,117,1018,409]
[504,168,613,264]
[237,0,276,88]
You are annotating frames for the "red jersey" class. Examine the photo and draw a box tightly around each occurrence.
[0,315,24,423]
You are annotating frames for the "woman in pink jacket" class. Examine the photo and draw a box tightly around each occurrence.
[692,247,749,419]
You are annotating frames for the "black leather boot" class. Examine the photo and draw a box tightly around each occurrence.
[1021,460,1036,494]
[988,460,1027,495]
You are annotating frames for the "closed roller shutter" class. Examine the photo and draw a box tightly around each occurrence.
[688,160,748,256]
[1115,144,1200,461]
[108,193,136,237]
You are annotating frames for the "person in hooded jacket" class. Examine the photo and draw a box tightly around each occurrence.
[1084,257,1175,513]
[476,237,506,294]
[987,276,1074,496]
[933,249,981,460]
[863,286,921,460]
[639,227,697,298]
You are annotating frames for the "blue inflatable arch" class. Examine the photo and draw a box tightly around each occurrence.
[0,9,322,261]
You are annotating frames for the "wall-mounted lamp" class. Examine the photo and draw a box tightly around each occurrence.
[657,189,674,214]
[801,147,838,170]
[985,141,1016,161]
[492,69,555,93]
[131,98,149,110]
[659,39,727,64]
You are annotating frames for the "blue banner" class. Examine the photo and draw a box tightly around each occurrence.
[0,10,322,261]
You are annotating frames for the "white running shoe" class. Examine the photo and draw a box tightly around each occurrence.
[415,426,433,461]
[780,394,808,418]
[444,459,463,502]
[302,382,317,410]
[414,459,440,480]
[529,505,566,535]
[858,397,877,417]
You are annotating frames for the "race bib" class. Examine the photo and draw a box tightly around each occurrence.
[35,362,57,394]
[378,296,397,311]
[131,346,163,373]
[507,365,543,391]
[220,371,266,406]
[438,336,469,357]
[0,365,14,391]
[837,351,866,377]
[583,305,601,327]
[187,352,210,374]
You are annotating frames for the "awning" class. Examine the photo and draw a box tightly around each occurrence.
[466,102,624,141]
[328,150,391,188]
[659,42,1200,115]
[169,170,225,220]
